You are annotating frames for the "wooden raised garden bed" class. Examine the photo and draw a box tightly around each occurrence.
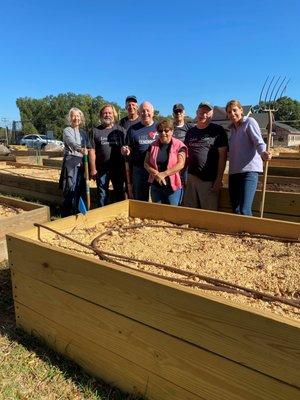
[8,201,300,400]
[0,161,97,206]
[42,157,63,167]
[0,195,49,261]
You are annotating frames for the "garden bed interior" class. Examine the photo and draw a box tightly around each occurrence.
[8,200,300,400]
[0,195,49,261]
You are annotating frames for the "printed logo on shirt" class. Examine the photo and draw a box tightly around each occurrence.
[148,131,158,139]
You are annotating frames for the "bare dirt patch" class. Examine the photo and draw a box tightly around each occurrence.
[39,215,300,321]
[0,165,60,181]
[0,203,25,218]
[0,164,96,187]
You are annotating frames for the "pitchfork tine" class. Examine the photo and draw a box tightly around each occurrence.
[258,76,269,105]
[278,78,290,99]
[264,76,275,105]
[273,77,286,102]
[268,76,281,104]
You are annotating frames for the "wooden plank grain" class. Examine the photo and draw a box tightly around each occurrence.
[129,200,300,239]
[8,235,300,387]
[13,272,300,400]
[219,189,300,217]
[16,303,203,400]
[269,158,300,168]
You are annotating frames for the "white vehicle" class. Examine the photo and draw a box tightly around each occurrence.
[20,134,64,149]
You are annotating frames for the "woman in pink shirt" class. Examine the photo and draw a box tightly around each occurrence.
[144,119,187,205]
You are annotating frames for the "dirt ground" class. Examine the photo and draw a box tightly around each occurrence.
[39,215,300,321]
[271,146,300,155]
[0,164,97,187]
[0,164,60,181]
[0,203,25,217]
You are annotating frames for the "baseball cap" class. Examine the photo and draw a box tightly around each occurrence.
[125,95,137,103]
[173,103,185,113]
[198,101,213,110]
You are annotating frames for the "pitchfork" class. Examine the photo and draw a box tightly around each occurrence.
[258,76,290,218]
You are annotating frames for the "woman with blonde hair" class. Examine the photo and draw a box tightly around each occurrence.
[226,100,271,216]
[59,107,91,216]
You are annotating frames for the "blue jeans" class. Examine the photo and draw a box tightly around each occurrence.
[151,185,182,206]
[96,167,125,207]
[132,165,150,201]
[229,172,259,216]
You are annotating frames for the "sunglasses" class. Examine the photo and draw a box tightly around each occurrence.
[157,128,171,134]
[173,110,183,114]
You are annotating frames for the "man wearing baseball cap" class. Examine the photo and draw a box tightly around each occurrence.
[172,103,195,142]
[120,95,140,131]
[182,101,228,210]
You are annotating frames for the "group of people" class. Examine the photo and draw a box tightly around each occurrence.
[59,96,271,217]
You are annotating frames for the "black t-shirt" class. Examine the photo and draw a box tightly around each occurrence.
[92,124,125,170]
[126,122,158,166]
[173,122,195,142]
[184,123,228,181]
[120,116,141,131]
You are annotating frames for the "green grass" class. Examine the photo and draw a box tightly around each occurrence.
[0,261,144,400]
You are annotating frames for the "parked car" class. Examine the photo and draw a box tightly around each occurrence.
[20,134,64,150]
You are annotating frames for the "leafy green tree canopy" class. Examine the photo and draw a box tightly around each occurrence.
[16,93,124,139]
[254,96,300,129]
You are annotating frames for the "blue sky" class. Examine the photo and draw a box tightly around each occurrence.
[0,0,299,125]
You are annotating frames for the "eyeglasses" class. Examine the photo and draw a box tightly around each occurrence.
[173,110,183,114]
[157,128,171,134]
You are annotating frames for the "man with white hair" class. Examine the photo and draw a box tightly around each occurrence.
[122,101,157,201]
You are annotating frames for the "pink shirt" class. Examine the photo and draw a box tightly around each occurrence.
[148,137,187,191]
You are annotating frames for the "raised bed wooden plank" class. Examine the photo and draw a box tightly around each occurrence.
[0,195,49,261]
[16,303,202,400]
[278,152,300,159]
[0,161,96,206]
[13,271,299,400]
[219,189,300,222]
[268,166,300,177]
[42,157,63,167]
[11,149,63,157]
[130,198,300,237]
[269,159,300,167]
[7,221,300,388]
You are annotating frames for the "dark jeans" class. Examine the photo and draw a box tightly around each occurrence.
[132,165,149,201]
[151,185,182,205]
[96,167,125,207]
[61,165,85,217]
[229,171,259,216]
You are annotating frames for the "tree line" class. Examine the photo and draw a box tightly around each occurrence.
[16,93,300,140]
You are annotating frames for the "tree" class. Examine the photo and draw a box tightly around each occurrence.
[254,96,300,129]
[16,93,125,139]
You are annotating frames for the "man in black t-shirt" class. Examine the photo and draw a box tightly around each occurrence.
[182,102,228,210]
[172,103,195,142]
[120,95,141,131]
[89,104,126,207]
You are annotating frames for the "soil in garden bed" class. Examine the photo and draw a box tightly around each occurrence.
[0,203,25,218]
[0,164,97,187]
[38,215,300,321]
